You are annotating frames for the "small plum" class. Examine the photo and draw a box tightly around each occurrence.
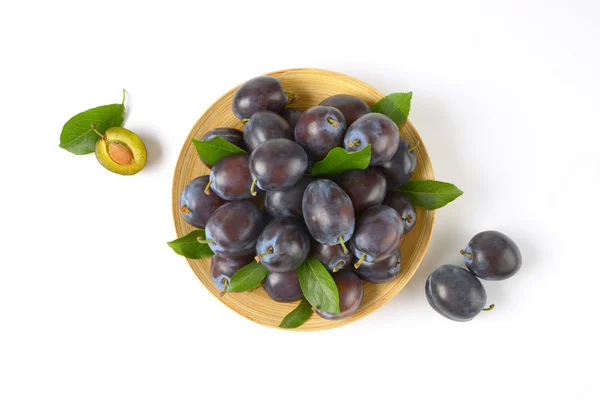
[311,240,353,273]
[232,76,294,120]
[265,176,314,219]
[344,113,400,166]
[294,106,347,162]
[319,94,370,125]
[249,139,308,192]
[205,201,265,258]
[210,254,254,294]
[180,175,227,229]
[279,108,303,130]
[335,168,387,214]
[255,218,310,273]
[354,250,402,283]
[208,154,253,200]
[462,231,522,280]
[425,265,490,322]
[382,191,416,233]
[302,179,355,249]
[350,205,403,266]
[316,270,363,320]
[264,269,304,303]
[243,110,293,153]
[379,138,417,189]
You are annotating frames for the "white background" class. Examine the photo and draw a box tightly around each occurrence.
[1,1,599,399]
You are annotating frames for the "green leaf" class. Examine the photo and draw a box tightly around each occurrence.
[311,145,371,176]
[59,103,126,155]
[372,92,412,126]
[396,180,463,210]
[192,136,247,166]
[167,230,214,259]
[228,261,268,292]
[298,256,340,314]
[279,298,313,329]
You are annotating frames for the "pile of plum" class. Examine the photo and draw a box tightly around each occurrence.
[179,76,418,321]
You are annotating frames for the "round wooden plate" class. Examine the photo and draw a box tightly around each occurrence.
[172,68,435,330]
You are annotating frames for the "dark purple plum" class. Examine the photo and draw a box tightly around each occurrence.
[354,250,402,283]
[243,110,293,152]
[255,218,310,272]
[350,205,403,266]
[426,265,489,322]
[279,108,303,130]
[302,179,355,249]
[205,201,265,258]
[179,175,227,229]
[208,154,253,200]
[311,240,353,273]
[335,168,387,214]
[232,76,292,120]
[200,128,246,167]
[379,138,417,188]
[344,113,400,166]
[264,269,303,303]
[319,94,370,125]
[264,176,314,218]
[249,138,308,192]
[294,106,347,162]
[210,254,254,293]
[382,191,416,233]
[462,231,522,280]
[316,270,363,320]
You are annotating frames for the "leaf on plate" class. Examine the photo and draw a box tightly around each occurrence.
[59,103,126,155]
[228,261,268,292]
[167,229,214,259]
[310,145,371,176]
[192,136,247,166]
[279,298,313,329]
[297,256,340,314]
[396,180,463,210]
[372,92,412,126]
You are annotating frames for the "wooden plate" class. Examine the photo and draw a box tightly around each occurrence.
[172,68,435,330]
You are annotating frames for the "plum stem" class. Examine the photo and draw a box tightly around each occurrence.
[90,124,104,139]
[347,139,361,148]
[180,205,191,215]
[332,260,344,273]
[284,90,299,104]
[354,253,366,269]
[338,236,348,254]
[408,141,420,152]
[219,279,228,297]
[405,215,413,224]
[327,117,339,129]
[250,177,258,196]
[255,246,274,262]
[204,180,213,195]
[121,88,126,106]
[460,249,473,259]
[241,118,250,123]
[482,304,495,312]
[197,238,214,244]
